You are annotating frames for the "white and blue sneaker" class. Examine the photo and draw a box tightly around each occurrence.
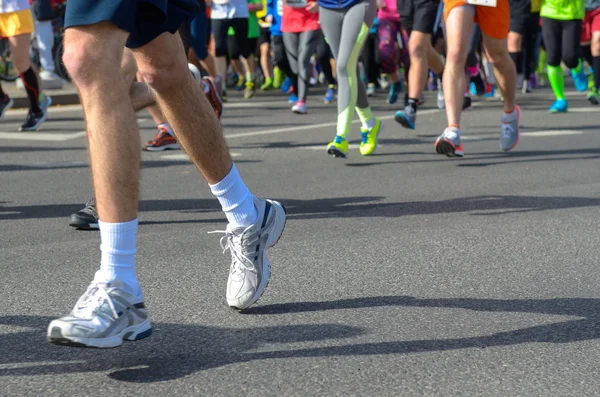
[213,197,287,311]
[47,280,151,348]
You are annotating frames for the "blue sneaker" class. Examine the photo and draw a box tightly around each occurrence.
[469,82,477,96]
[324,85,336,104]
[394,105,416,129]
[288,94,298,104]
[387,82,402,104]
[572,65,588,92]
[549,99,568,113]
[281,77,291,93]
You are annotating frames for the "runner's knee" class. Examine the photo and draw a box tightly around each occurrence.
[137,58,187,92]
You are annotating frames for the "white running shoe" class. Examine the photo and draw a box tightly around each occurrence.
[47,280,151,348]
[212,197,287,310]
[292,101,307,114]
[188,63,202,84]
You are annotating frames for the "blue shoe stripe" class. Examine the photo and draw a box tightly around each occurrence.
[261,201,272,228]
[134,328,153,340]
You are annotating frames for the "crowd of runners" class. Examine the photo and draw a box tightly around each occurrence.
[1,0,597,347]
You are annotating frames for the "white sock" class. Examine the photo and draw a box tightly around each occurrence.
[363,117,376,130]
[209,163,258,229]
[159,123,175,137]
[202,80,210,94]
[94,218,139,294]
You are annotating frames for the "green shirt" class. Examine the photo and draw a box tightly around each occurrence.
[247,0,261,38]
[540,0,584,20]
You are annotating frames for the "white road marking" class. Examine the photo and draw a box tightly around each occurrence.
[0,131,86,141]
[563,107,600,113]
[160,152,240,161]
[0,361,86,370]
[521,130,584,137]
[224,109,441,139]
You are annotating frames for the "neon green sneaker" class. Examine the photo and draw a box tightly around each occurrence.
[359,118,383,156]
[273,67,284,89]
[327,135,349,158]
[261,78,274,91]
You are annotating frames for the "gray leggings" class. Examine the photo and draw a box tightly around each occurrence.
[319,1,376,134]
[283,30,321,101]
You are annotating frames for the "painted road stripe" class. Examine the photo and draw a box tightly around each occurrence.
[0,131,86,141]
[521,130,584,137]
[161,152,240,161]
[224,109,441,139]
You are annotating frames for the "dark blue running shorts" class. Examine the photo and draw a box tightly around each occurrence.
[64,0,201,48]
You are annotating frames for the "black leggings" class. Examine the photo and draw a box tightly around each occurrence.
[212,18,252,58]
[271,34,297,91]
[541,17,581,68]
[316,36,336,85]
[361,33,379,85]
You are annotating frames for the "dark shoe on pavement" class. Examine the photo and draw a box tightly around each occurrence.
[0,94,14,121]
[69,198,99,230]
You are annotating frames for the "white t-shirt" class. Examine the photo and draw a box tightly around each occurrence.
[211,0,249,19]
[0,0,31,13]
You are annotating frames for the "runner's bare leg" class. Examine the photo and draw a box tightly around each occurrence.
[133,31,231,184]
[64,23,138,222]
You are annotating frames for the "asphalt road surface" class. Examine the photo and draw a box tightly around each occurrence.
[2,85,600,396]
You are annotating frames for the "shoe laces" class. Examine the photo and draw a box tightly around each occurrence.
[73,283,118,319]
[361,131,368,144]
[81,198,97,217]
[209,226,258,277]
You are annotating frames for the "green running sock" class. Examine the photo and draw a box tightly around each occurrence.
[571,59,583,74]
[547,64,565,100]
[537,49,547,75]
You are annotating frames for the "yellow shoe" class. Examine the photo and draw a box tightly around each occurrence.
[327,135,349,158]
[359,118,383,156]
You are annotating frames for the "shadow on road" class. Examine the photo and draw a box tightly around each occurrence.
[1,296,597,382]
[3,195,600,222]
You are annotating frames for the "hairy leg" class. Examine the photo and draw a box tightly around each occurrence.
[63,22,138,222]
[133,32,231,184]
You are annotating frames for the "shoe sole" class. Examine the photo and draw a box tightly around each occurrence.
[589,96,599,105]
[0,97,14,121]
[143,144,181,152]
[48,318,152,348]
[435,138,464,158]
[394,113,415,129]
[69,220,99,230]
[230,200,287,312]
[327,146,348,159]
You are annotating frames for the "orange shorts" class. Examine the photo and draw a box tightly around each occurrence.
[443,0,510,39]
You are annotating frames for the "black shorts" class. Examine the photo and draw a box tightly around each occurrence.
[212,18,251,58]
[509,0,532,34]
[397,0,440,35]
[259,27,271,45]
[64,0,200,48]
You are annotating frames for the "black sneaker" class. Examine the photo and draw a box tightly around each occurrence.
[69,198,98,230]
[462,96,472,111]
[19,109,47,131]
[0,94,13,121]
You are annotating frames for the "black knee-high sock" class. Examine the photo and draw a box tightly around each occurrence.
[593,56,600,90]
[509,51,523,74]
[20,67,41,113]
[582,45,593,66]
